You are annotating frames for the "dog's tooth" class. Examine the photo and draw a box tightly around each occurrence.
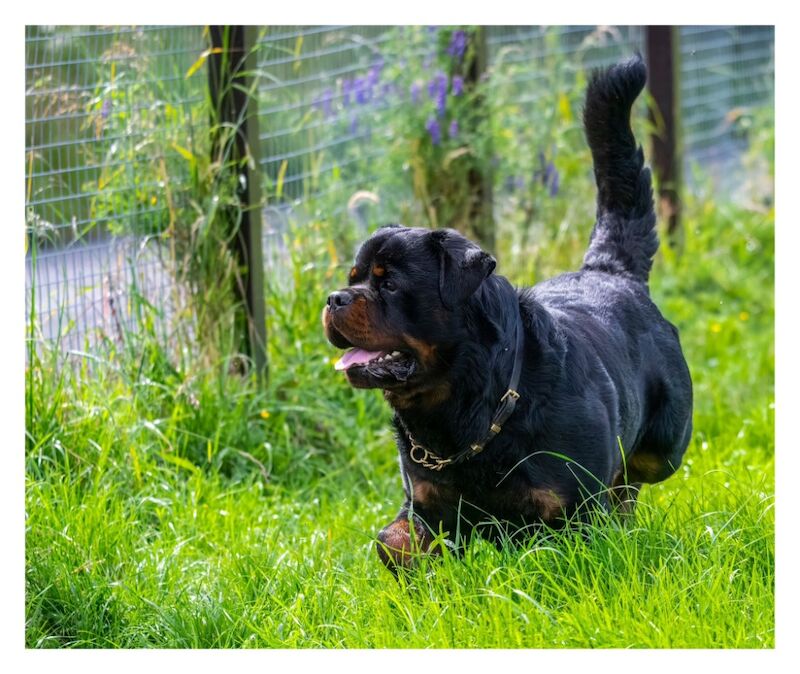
[391,351,401,357]
[384,353,393,361]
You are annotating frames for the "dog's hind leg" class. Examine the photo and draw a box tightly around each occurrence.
[608,471,642,519]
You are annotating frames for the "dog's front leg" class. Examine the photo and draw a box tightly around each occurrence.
[375,504,443,573]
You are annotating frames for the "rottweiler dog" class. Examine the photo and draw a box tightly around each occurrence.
[323,56,692,571]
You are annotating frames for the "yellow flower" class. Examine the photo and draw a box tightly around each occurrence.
[150,195,158,206]
[739,311,750,321]
[710,322,722,333]
[259,410,270,419]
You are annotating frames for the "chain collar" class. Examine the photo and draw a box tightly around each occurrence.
[404,305,524,471]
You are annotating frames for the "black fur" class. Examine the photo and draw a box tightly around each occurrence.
[323,57,693,571]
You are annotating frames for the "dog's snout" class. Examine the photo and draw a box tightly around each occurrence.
[327,290,353,309]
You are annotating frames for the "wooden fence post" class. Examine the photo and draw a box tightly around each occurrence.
[465,26,495,253]
[208,26,268,381]
[645,26,681,237]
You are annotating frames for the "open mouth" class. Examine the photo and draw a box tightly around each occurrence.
[334,347,417,387]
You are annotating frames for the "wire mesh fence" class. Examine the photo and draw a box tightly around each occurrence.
[25,25,774,356]
[26,25,206,353]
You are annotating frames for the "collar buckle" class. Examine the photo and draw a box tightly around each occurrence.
[501,388,520,403]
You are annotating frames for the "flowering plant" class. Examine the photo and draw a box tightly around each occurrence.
[304,27,495,249]
[389,27,495,247]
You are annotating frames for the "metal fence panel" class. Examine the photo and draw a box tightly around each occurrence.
[26,25,206,353]
[25,25,774,354]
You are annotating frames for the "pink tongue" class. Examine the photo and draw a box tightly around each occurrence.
[335,348,384,371]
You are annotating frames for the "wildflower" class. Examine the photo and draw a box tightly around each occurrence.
[314,88,334,117]
[101,98,112,119]
[410,81,422,104]
[436,91,447,116]
[425,116,441,145]
[548,166,560,197]
[354,77,370,105]
[349,114,359,135]
[452,75,464,96]
[427,72,441,99]
[150,195,157,206]
[367,63,382,87]
[259,410,271,419]
[342,78,353,106]
[710,322,722,333]
[428,71,448,117]
[739,311,750,321]
[536,151,560,197]
[447,30,467,60]
[449,119,459,139]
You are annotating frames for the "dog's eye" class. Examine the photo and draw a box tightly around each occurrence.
[382,279,397,292]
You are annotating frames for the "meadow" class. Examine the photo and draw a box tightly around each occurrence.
[25,173,774,648]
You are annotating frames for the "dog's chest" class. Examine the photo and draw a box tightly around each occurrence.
[409,467,565,525]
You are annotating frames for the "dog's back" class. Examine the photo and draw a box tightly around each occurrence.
[527,56,693,491]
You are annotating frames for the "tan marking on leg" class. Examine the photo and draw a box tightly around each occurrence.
[530,488,564,521]
[376,516,435,570]
[628,452,667,482]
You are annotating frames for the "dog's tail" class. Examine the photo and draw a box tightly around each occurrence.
[581,55,658,284]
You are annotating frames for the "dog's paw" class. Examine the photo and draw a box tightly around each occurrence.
[376,516,437,572]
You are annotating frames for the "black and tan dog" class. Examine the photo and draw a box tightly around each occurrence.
[323,57,692,571]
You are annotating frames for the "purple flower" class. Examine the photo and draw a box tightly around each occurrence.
[436,92,447,116]
[449,120,459,139]
[452,75,464,96]
[314,88,334,117]
[101,99,112,119]
[342,78,353,107]
[349,114,359,135]
[425,116,441,146]
[536,151,560,197]
[548,167,560,197]
[428,76,439,99]
[447,30,467,60]
[354,77,370,105]
[410,81,421,104]
[428,71,448,117]
[367,63,382,87]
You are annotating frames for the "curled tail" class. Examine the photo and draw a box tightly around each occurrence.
[582,56,658,284]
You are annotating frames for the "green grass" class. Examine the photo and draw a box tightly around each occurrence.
[25,188,774,648]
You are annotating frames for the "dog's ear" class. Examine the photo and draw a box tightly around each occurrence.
[431,229,496,310]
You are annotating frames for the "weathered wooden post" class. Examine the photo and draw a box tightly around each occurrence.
[465,26,495,253]
[208,26,267,380]
[645,26,681,237]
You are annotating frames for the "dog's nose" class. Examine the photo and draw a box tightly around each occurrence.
[327,290,353,309]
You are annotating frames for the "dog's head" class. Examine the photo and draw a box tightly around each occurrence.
[322,225,496,398]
